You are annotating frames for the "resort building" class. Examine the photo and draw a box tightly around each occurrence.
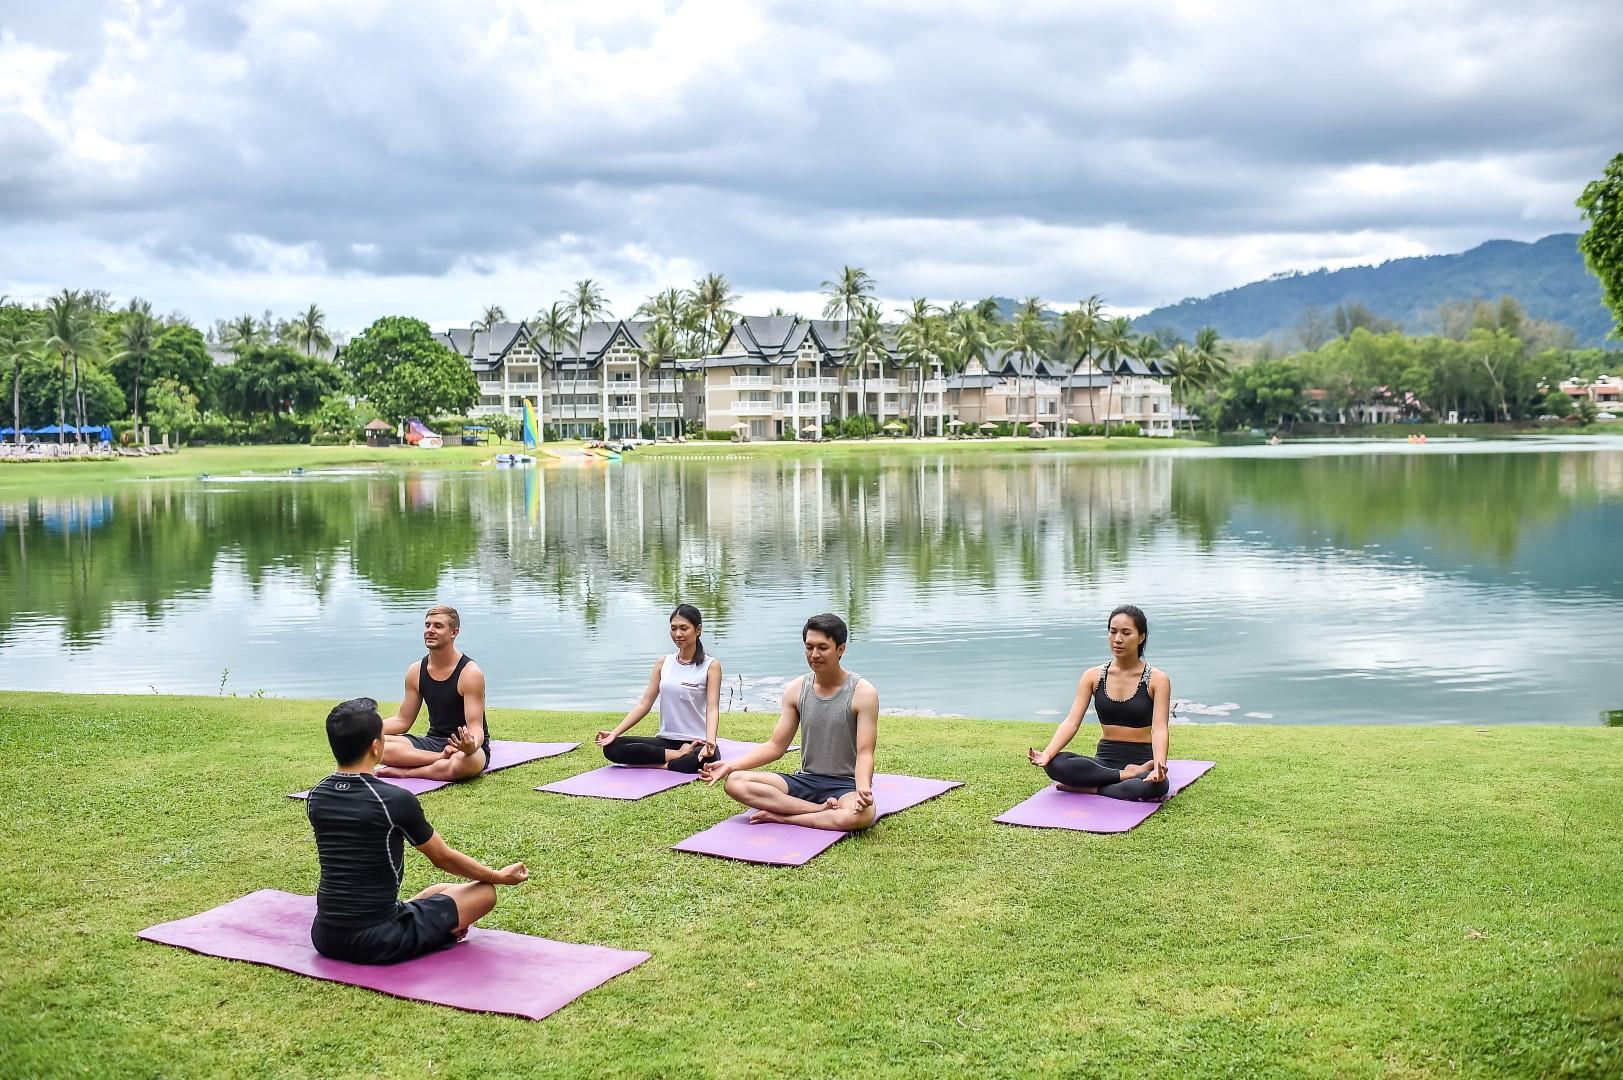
[701,316,947,439]
[438,320,696,440]
[440,315,1174,439]
[1560,375,1622,413]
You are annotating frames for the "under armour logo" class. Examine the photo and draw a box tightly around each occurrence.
[336,782,351,790]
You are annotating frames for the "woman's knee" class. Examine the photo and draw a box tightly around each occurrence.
[601,740,631,764]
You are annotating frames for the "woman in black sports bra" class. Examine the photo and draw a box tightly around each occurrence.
[1027,604,1171,800]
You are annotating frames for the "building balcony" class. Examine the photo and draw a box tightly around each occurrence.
[606,406,641,421]
[730,401,777,416]
[785,377,840,392]
[730,375,776,389]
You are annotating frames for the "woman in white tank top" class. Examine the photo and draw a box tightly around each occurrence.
[595,604,723,773]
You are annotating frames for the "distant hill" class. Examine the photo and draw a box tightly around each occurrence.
[1131,234,1612,346]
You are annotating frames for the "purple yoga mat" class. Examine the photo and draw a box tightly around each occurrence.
[673,774,963,866]
[995,760,1216,833]
[289,740,578,800]
[137,889,648,1021]
[536,740,794,801]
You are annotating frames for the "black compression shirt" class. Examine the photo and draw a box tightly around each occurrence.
[306,773,435,927]
[421,653,474,740]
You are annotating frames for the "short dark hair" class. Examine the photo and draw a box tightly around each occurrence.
[803,612,849,647]
[326,697,383,766]
[1108,604,1149,658]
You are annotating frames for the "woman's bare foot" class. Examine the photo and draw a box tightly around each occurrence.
[1055,783,1098,793]
[375,765,406,778]
[1118,761,1153,781]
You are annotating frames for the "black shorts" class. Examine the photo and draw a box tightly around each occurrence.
[311,894,461,965]
[781,770,857,804]
[405,732,492,768]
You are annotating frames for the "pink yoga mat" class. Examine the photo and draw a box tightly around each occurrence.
[673,774,963,866]
[994,760,1216,833]
[137,889,648,1021]
[537,740,794,801]
[289,740,578,799]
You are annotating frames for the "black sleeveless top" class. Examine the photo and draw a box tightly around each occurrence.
[420,654,476,740]
[1093,660,1154,728]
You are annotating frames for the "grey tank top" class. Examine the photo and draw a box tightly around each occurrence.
[798,671,862,778]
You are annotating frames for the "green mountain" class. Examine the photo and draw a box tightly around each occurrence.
[1132,234,1612,345]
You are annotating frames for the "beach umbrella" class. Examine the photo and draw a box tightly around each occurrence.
[883,420,905,432]
[979,421,998,431]
[731,420,749,431]
[35,423,64,435]
[946,419,965,429]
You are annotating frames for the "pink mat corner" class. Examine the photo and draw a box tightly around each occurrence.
[536,739,789,801]
[673,773,963,866]
[995,759,1216,833]
[137,889,647,1021]
[289,740,578,800]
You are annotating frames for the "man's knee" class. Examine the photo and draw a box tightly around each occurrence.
[835,805,876,831]
[450,751,485,779]
[723,771,759,799]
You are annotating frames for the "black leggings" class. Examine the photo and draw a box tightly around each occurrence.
[602,735,713,774]
[1045,738,1169,801]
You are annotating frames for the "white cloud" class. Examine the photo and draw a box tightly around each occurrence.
[0,0,1619,332]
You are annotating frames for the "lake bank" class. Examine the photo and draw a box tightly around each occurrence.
[0,435,1205,492]
[4,691,1618,1078]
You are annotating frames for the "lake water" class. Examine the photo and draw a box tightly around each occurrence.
[3,437,1620,725]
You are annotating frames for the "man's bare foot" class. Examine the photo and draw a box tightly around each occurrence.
[376,766,407,777]
[748,809,787,824]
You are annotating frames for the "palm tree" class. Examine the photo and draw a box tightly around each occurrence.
[114,298,158,431]
[845,305,889,439]
[289,303,333,356]
[821,266,876,424]
[640,320,679,438]
[944,303,993,426]
[1002,299,1052,433]
[477,304,506,332]
[42,289,100,443]
[563,280,610,436]
[2,311,30,446]
[1095,316,1137,436]
[535,300,579,434]
[690,273,737,356]
[1059,296,1104,427]
[895,298,939,438]
[224,313,263,353]
[634,288,688,333]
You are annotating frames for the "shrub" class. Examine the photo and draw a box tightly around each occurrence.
[703,429,734,441]
[309,432,349,446]
[639,421,656,440]
[1115,421,1142,437]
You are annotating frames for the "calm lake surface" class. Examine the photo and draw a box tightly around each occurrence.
[3,437,1620,725]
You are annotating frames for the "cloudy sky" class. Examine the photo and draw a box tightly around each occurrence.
[2,0,1619,335]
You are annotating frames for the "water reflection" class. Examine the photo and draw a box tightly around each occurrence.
[2,444,1620,724]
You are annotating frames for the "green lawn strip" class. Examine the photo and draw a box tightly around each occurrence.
[0,693,1617,1078]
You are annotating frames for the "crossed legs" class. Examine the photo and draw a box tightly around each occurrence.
[377,735,487,782]
[410,881,496,936]
[1043,752,1168,801]
[721,771,876,832]
[602,736,713,773]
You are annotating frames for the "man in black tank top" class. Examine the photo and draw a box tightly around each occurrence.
[376,605,493,783]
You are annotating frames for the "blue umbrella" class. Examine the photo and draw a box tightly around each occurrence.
[35,423,64,435]
[0,427,12,437]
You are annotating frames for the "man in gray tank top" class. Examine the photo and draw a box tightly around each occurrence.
[701,613,878,831]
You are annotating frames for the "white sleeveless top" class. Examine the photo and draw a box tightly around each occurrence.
[656,653,715,741]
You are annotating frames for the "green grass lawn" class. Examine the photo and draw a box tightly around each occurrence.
[1,693,1618,1078]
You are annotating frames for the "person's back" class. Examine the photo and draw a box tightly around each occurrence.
[306,773,431,929]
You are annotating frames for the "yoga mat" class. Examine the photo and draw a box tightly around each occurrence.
[536,739,794,801]
[672,774,962,866]
[138,889,648,1021]
[289,740,578,800]
[994,760,1216,833]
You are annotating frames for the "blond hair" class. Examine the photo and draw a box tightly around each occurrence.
[425,604,460,631]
